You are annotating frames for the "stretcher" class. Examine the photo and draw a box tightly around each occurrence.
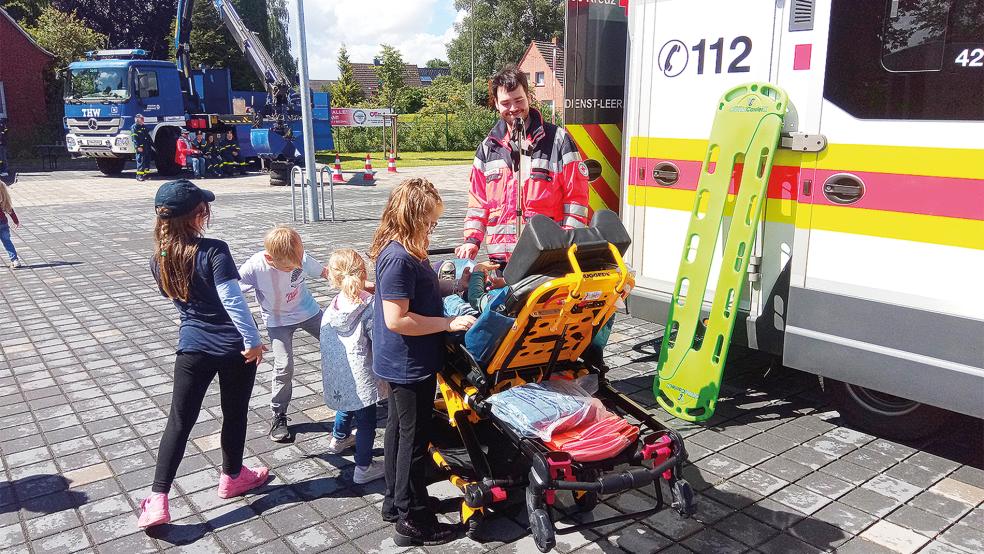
[429,211,696,552]
[655,83,789,422]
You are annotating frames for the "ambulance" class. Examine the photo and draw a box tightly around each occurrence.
[616,0,983,438]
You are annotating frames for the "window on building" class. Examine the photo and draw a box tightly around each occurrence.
[0,82,7,119]
[824,0,983,121]
[535,71,545,86]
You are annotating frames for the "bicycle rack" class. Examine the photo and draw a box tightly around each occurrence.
[290,165,336,223]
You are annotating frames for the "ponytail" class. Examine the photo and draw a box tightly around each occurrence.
[328,248,368,304]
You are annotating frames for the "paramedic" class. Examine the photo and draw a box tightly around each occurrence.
[454,65,590,264]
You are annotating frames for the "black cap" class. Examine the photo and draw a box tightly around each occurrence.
[154,180,215,218]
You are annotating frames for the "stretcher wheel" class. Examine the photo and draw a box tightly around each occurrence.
[529,508,556,553]
[670,478,696,517]
[573,469,600,511]
[464,511,484,541]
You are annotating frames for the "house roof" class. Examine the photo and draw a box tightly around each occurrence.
[418,66,451,84]
[308,79,336,92]
[0,7,55,58]
[532,40,565,86]
[350,63,422,96]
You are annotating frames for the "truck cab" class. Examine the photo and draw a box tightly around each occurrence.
[64,50,185,175]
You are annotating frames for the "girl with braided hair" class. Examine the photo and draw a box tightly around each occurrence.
[137,180,269,528]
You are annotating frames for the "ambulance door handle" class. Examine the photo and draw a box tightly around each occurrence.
[822,174,865,205]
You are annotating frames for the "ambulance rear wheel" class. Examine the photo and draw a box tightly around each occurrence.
[828,380,950,441]
[96,158,125,176]
[529,508,555,553]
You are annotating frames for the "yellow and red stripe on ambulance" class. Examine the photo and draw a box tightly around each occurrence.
[626,137,984,250]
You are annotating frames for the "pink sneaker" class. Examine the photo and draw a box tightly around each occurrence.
[136,492,170,528]
[217,466,270,498]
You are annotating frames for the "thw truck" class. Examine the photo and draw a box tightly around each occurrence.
[567,0,984,438]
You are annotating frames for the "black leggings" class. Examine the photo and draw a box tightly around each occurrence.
[382,374,436,524]
[152,351,257,493]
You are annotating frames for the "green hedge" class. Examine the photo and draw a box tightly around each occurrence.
[332,108,498,153]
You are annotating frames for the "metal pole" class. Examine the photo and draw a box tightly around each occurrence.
[294,0,320,221]
[319,165,335,222]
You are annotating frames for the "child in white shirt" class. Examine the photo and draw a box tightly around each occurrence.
[239,226,327,442]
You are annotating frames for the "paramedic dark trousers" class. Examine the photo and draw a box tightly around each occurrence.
[151,352,258,493]
[382,374,436,523]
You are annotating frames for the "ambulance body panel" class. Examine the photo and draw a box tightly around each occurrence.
[622,0,984,419]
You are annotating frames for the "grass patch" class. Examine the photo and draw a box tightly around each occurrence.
[315,150,474,170]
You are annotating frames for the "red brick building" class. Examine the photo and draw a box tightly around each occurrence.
[518,39,565,120]
[0,8,54,146]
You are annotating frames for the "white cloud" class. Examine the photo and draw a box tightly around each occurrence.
[287,0,461,80]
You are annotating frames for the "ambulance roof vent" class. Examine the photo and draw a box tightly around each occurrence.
[789,0,816,32]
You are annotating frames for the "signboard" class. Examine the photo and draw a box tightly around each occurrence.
[564,0,629,213]
[331,108,392,127]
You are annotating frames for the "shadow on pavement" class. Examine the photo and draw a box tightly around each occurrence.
[1,474,88,516]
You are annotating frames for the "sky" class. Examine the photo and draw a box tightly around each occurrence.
[285,0,464,80]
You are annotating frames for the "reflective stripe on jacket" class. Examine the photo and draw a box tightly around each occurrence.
[130,124,152,149]
[463,108,590,261]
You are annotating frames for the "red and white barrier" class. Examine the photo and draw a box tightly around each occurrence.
[363,154,375,183]
[332,153,344,183]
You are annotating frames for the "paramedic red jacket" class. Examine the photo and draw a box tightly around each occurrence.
[463,108,590,261]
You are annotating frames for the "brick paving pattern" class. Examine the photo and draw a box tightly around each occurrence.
[1,165,982,553]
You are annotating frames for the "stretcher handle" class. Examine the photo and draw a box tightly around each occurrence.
[427,247,457,256]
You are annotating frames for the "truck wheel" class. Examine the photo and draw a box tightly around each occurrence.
[96,158,126,176]
[827,380,950,441]
[269,161,292,187]
[154,128,180,176]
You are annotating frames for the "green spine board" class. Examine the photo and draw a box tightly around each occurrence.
[654,83,788,422]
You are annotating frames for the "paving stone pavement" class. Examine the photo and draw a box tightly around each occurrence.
[1,167,982,554]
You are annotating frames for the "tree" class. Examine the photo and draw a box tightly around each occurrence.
[375,44,406,111]
[1,0,45,26]
[421,75,470,114]
[52,0,178,60]
[267,0,297,78]
[447,0,563,85]
[27,5,107,71]
[395,87,425,114]
[331,45,365,107]
[425,58,450,69]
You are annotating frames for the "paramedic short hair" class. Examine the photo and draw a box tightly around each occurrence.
[488,65,530,108]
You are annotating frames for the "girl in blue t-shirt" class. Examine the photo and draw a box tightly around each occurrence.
[137,180,270,528]
[367,177,475,546]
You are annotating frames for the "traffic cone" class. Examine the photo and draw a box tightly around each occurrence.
[362,154,375,183]
[332,153,344,183]
[387,150,398,173]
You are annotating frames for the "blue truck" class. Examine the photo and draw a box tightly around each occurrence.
[63,0,332,184]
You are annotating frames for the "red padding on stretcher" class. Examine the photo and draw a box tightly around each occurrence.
[545,414,640,462]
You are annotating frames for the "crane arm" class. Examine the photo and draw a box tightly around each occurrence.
[211,0,292,95]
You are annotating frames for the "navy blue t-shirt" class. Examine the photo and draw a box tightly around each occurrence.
[372,240,445,384]
[151,238,244,356]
